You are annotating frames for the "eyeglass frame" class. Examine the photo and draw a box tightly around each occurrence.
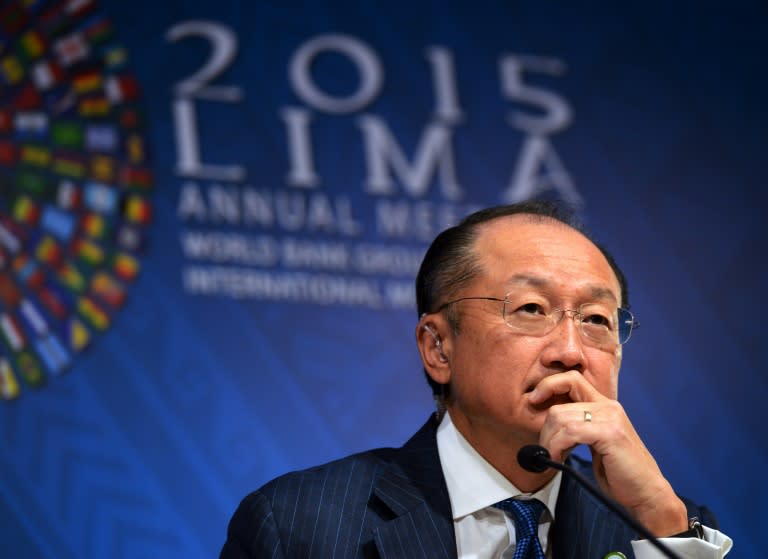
[423,293,639,346]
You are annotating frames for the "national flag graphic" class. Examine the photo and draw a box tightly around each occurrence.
[54,32,89,66]
[0,357,20,400]
[56,181,82,209]
[41,206,77,241]
[14,111,47,138]
[14,83,44,109]
[17,170,48,194]
[52,154,86,178]
[115,225,143,252]
[105,75,138,102]
[13,196,41,224]
[126,134,144,162]
[19,299,48,336]
[102,46,127,68]
[80,212,106,238]
[51,120,84,148]
[0,140,18,166]
[35,235,63,266]
[90,154,115,181]
[30,60,64,90]
[18,30,46,61]
[0,220,23,254]
[72,69,102,94]
[82,15,112,44]
[16,350,45,388]
[78,96,110,117]
[36,285,68,320]
[0,275,23,308]
[20,144,51,167]
[56,261,86,292]
[77,295,108,330]
[119,165,152,188]
[71,236,104,265]
[60,315,90,351]
[112,252,138,281]
[83,182,118,213]
[45,89,76,115]
[0,313,26,352]
[13,254,45,289]
[34,334,70,374]
[119,107,141,128]
[90,271,125,307]
[85,124,118,152]
[1,54,24,84]
[65,0,97,19]
[0,110,13,133]
[0,0,153,399]
[123,195,151,223]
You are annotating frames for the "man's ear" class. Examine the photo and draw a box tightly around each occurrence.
[415,317,451,385]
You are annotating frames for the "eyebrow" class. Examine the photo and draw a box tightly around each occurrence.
[504,274,618,304]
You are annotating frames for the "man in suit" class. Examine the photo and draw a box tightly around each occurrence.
[221,201,732,558]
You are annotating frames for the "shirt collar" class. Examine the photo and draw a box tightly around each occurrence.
[436,410,561,521]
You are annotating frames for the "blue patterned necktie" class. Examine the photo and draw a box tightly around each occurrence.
[494,498,546,559]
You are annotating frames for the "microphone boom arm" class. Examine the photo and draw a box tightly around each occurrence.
[519,446,683,559]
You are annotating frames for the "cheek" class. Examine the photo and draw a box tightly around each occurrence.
[463,334,539,388]
[589,354,621,398]
[450,322,545,395]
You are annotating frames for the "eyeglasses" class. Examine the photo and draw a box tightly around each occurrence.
[428,293,638,348]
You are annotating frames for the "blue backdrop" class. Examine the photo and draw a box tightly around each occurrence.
[0,1,765,557]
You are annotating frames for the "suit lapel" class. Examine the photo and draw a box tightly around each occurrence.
[369,422,642,559]
[371,417,456,559]
[551,458,636,559]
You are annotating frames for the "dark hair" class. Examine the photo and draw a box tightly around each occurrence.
[415,199,629,397]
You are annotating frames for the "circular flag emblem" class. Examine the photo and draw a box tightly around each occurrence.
[0,0,153,400]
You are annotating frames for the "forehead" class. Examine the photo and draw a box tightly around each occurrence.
[471,215,621,301]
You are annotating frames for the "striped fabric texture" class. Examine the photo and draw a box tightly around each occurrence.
[220,417,719,559]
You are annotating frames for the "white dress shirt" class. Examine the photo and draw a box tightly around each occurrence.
[435,411,732,559]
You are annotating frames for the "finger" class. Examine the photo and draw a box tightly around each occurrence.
[539,400,628,457]
[528,370,604,405]
[538,404,602,459]
[543,424,601,462]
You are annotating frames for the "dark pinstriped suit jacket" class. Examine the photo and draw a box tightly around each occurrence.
[221,416,717,558]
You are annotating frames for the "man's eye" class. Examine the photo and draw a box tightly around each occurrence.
[516,303,544,315]
[583,314,611,328]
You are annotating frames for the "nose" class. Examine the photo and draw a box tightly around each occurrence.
[540,309,586,372]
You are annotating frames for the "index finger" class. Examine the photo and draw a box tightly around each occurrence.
[528,371,604,405]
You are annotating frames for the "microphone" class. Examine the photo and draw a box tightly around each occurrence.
[517,444,550,473]
[517,445,683,559]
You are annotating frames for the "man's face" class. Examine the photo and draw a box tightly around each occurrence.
[432,216,623,450]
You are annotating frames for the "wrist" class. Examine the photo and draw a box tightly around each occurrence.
[633,494,688,537]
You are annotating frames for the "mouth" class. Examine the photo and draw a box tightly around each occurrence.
[525,382,537,393]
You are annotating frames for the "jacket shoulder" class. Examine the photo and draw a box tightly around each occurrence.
[258,447,396,506]
[224,447,398,558]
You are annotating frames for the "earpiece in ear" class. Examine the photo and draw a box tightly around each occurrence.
[422,325,440,346]
[423,325,448,362]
